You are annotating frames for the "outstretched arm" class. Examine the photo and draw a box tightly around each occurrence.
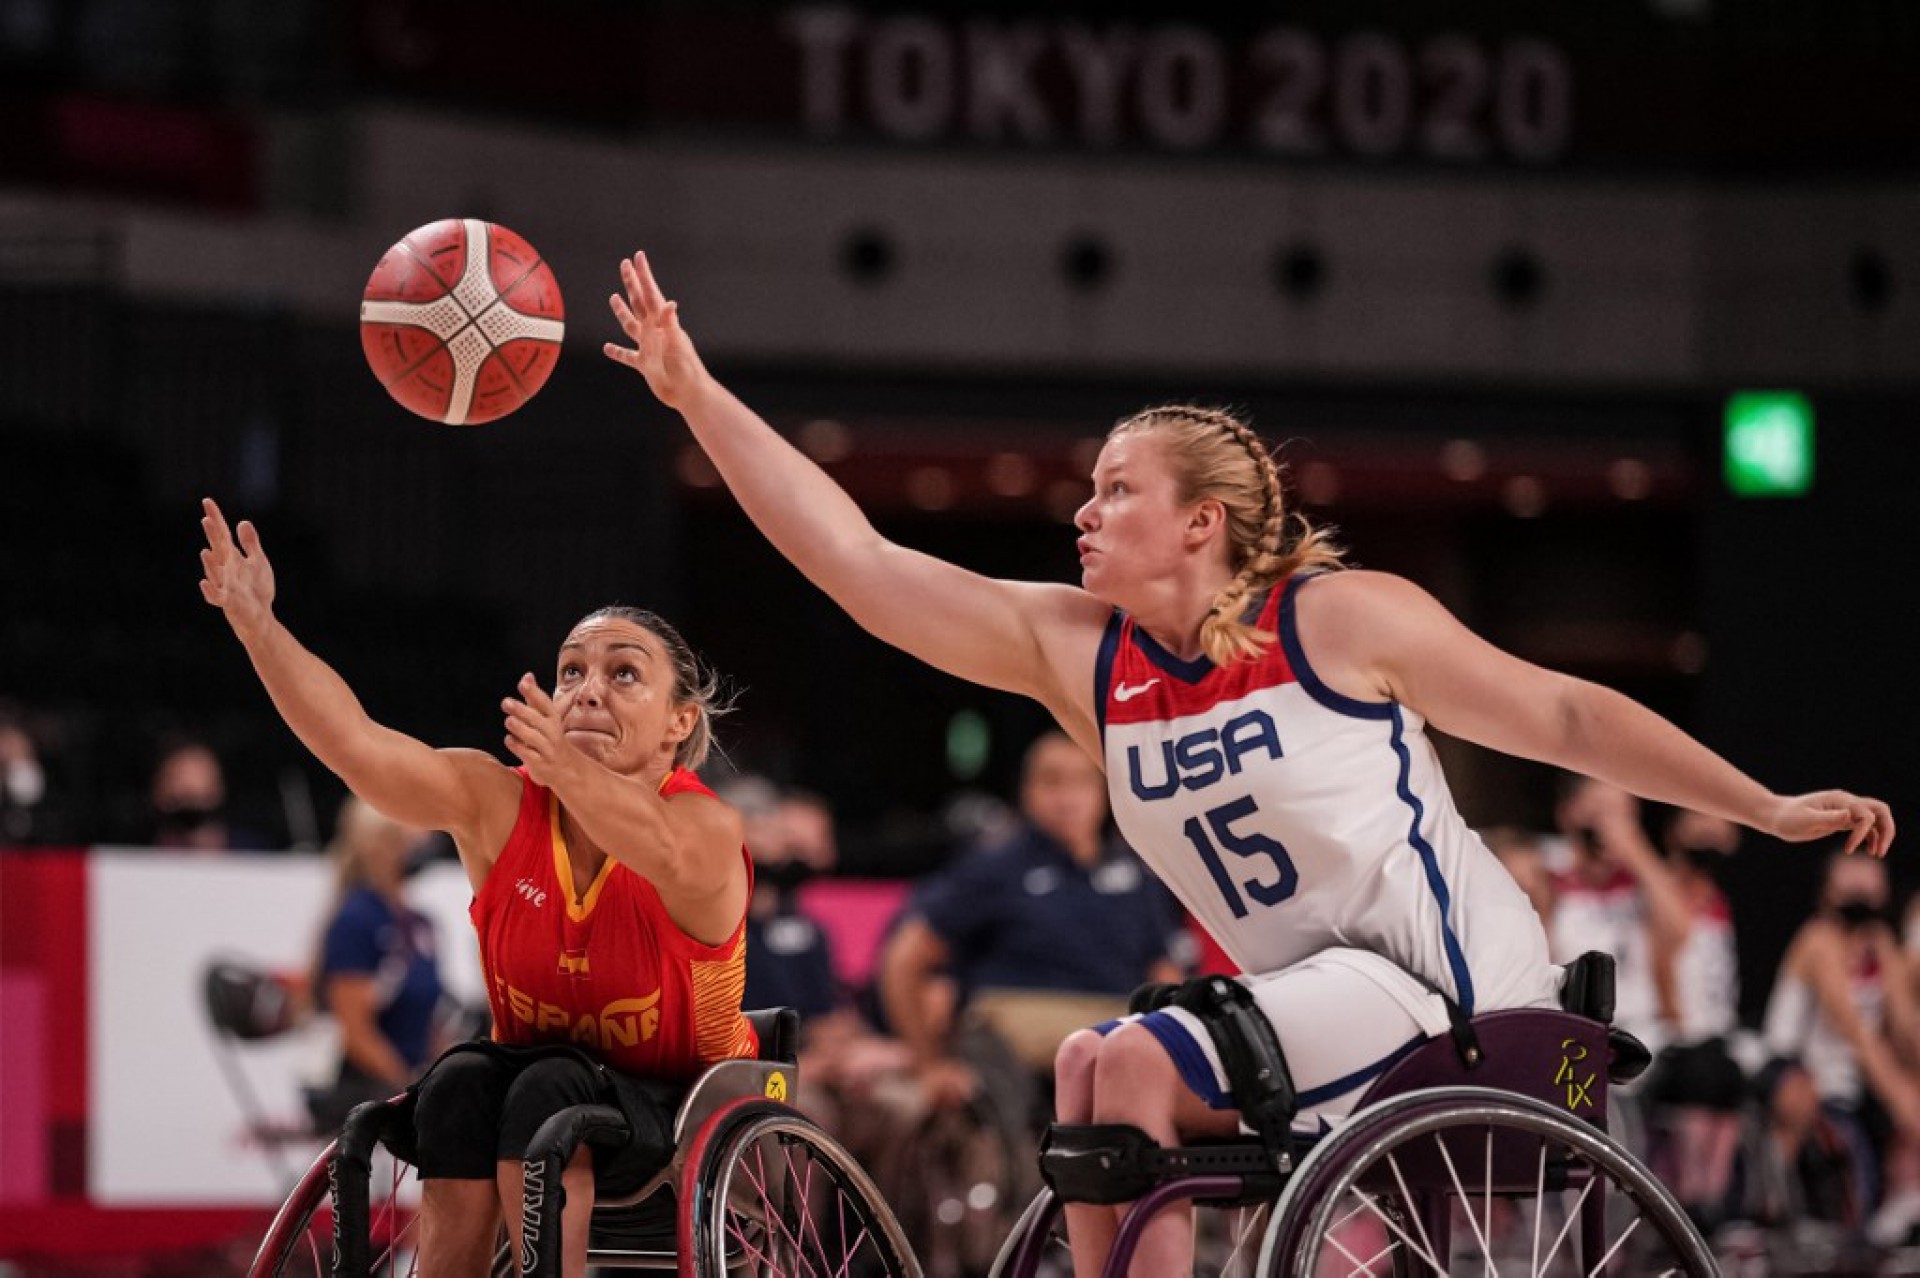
[198,499,519,880]
[602,253,1107,736]
[1299,570,1895,854]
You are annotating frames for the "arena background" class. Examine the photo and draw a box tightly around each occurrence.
[2,0,1919,1269]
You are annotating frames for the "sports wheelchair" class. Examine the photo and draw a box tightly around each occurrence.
[990,955,1719,1277]
[248,1008,923,1277]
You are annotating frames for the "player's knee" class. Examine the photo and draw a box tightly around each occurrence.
[414,1053,508,1178]
[1054,1029,1104,1121]
[1090,1024,1175,1121]
[497,1056,601,1161]
[1055,1029,1103,1091]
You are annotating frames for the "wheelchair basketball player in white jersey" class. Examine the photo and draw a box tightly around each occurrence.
[603,250,1895,1277]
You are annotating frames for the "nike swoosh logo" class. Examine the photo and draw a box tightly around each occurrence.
[1113,679,1160,702]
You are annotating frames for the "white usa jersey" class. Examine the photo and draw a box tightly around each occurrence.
[1098,575,1560,1016]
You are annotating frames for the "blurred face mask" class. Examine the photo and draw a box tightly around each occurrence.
[1833,896,1886,930]
[758,860,816,894]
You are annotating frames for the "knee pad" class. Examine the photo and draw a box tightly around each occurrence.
[413,1051,510,1180]
[498,1056,604,1161]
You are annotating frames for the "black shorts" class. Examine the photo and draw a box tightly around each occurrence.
[1642,1037,1747,1113]
[407,1041,683,1197]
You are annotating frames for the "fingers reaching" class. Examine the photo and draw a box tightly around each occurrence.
[630,251,670,314]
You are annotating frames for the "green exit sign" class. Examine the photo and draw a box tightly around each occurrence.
[1724,392,1814,497]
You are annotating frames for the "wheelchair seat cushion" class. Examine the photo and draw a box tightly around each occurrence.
[409,1040,684,1196]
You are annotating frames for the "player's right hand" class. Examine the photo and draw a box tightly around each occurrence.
[603,251,713,411]
[198,497,276,643]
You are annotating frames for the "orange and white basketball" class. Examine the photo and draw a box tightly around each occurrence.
[359,219,564,425]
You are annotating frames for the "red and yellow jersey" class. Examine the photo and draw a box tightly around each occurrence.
[470,768,757,1080]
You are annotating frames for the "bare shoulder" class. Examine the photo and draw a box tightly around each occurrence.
[1292,569,1439,629]
[1011,580,1117,722]
[1287,570,1444,698]
[667,787,747,846]
[438,747,522,810]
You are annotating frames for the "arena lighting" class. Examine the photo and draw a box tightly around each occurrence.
[839,227,897,285]
[1490,245,1545,309]
[1440,440,1489,482]
[1272,241,1327,302]
[1724,392,1814,497]
[1060,234,1115,291]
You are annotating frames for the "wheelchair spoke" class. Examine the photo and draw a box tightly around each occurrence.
[1432,1129,1498,1276]
[1534,1167,1595,1276]
[1352,1189,1446,1274]
[1385,1152,1442,1270]
[1584,1214,1640,1277]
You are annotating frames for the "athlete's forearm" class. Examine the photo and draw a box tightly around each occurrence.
[1556,680,1781,835]
[238,619,398,790]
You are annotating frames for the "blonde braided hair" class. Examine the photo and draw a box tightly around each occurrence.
[1108,405,1344,666]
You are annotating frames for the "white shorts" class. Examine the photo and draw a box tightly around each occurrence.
[1104,948,1553,1133]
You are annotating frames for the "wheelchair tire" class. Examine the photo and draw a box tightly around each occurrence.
[1256,1086,1716,1277]
[249,1135,510,1277]
[680,1097,923,1278]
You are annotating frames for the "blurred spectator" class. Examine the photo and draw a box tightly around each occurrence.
[307,796,445,1132]
[1481,825,1555,930]
[1547,776,1691,1059]
[0,708,67,845]
[728,776,913,1153]
[1643,809,1746,1227]
[148,738,233,851]
[879,731,1184,1107]
[1734,1057,1861,1231]
[1762,851,1920,1216]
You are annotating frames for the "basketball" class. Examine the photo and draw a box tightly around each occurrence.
[359,218,565,425]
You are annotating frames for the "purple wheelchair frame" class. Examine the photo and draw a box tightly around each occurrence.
[996,1007,1621,1278]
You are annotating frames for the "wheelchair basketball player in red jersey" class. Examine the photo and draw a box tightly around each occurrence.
[602,250,1895,1277]
[198,499,754,1277]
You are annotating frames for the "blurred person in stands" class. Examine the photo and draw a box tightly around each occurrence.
[198,499,752,1278]
[148,738,234,851]
[0,707,67,845]
[879,731,1183,1108]
[1642,809,1746,1227]
[606,250,1893,1276]
[1732,1057,1862,1236]
[1481,825,1555,931]
[1763,850,1920,1220]
[307,796,446,1132]
[1547,776,1691,1061]
[731,777,912,1149]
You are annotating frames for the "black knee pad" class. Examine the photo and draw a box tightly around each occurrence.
[498,1056,604,1162]
[413,1050,512,1180]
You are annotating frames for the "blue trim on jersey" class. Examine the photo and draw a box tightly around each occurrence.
[1277,578,1394,721]
[1095,611,1124,740]
[1295,1033,1426,1108]
[1389,705,1477,1014]
[1131,625,1215,685]
[1138,1011,1234,1110]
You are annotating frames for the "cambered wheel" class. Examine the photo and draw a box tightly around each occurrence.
[1257,1087,1715,1277]
[681,1098,922,1277]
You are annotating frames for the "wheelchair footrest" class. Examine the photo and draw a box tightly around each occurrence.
[1040,1124,1286,1206]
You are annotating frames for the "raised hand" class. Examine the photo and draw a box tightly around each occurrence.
[198,497,276,643]
[1768,789,1896,857]
[502,673,580,790]
[602,251,712,410]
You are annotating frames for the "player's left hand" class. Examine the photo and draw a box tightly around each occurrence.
[1767,790,1895,857]
[502,674,582,789]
